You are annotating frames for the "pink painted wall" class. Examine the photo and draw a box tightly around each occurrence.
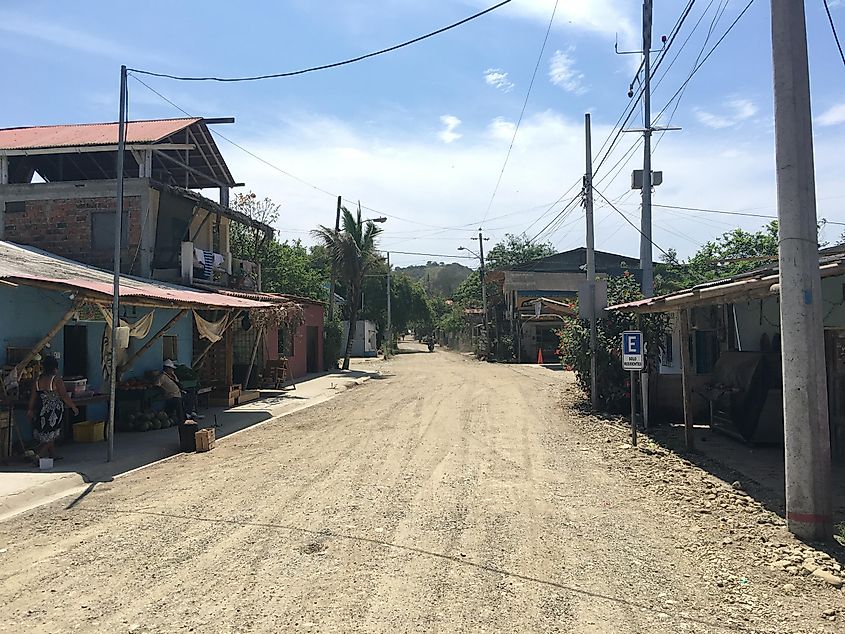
[264,302,324,379]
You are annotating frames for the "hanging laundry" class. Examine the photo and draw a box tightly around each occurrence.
[193,310,229,343]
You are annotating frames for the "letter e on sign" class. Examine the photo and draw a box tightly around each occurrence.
[622,331,644,371]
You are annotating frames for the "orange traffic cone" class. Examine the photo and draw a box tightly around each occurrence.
[537,348,544,364]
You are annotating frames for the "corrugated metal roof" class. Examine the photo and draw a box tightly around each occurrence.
[0,241,270,309]
[0,118,201,150]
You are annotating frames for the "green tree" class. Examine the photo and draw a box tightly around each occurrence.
[360,267,432,345]
[313,206,383,370]
[485,233,555,271]
[229,191,280,266]
[261,239,327,300]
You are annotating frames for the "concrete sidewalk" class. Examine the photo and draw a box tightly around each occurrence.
[0,367,381,521]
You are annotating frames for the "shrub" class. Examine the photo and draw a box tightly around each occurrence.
[324,317,343,370]
[557,273,668,413]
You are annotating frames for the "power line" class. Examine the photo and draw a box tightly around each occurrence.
[655,0,755,119]
[823,0,845,69]
[384,250,476,259]
[129,1,512,82]
[129,73,481,232]
[654,203,845,226]
[481,0,559,225]
[594,187,670,257]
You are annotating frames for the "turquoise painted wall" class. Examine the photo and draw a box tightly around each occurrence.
[1,285,193,443]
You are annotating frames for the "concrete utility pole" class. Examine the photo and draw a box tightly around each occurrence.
[640,0,654,298]
[478,230,490,359]
[386,252,392,356]
[584,113,598,410]
[770,0,833,541]
[327,196,342,322]
[108,64,128,462]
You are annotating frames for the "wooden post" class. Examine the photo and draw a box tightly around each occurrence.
[118,309,188,377]
[679,308,695,451]
[14,302,80,374]
[242,326,264,389]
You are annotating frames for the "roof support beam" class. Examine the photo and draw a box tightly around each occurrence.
[193,123,230,184]
[153,149,233,189]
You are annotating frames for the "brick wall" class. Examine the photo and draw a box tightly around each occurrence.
[3,195,143,272]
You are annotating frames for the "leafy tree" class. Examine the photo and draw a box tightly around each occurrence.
[360,266,432,344]
[313,206,383,370]
[485,233,555,271]
[229,192,280,266]
[261,239,326,300]
[558,272,668,413]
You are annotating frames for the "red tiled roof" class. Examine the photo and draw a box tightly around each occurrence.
[0,118,201,150]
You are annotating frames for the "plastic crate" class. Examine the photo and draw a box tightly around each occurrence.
[72,420,105,443]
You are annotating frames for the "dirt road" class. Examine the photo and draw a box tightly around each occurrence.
[1,343,842,633]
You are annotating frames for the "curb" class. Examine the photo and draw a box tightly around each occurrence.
[0,374,373,523]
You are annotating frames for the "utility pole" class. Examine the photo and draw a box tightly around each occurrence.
[584,113,598,410]
[108,64,127,462]
[386,252,392,356]
[478,230,489,359]
[770,0,832,541]
[640,0,654,298]
[327,196,341,321]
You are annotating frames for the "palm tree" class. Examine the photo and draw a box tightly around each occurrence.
[313,206,383,370]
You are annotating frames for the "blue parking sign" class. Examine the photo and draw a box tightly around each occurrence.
[622,331,644,370]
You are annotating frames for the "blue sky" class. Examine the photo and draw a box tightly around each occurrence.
[2,1,845,266]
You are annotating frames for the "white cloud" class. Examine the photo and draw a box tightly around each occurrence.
[484,68,514,92]
[477,0,635,42]
[694,99,758,129]
[438,115,463,144]
[0,12,166,63]
[817,103,845,127]
[548,49,586,95]
[221,109,845,266]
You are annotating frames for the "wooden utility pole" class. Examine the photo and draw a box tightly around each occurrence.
[478,230,489,359]
[770,0,832,541]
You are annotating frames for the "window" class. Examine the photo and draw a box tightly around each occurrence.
[5,201,25,213]
[163,335,178,363]
[661,333,674,366]
[91,211,129,250]
[278,328,294,357]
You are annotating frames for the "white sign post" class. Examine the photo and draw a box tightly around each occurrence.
[622,331,644,446]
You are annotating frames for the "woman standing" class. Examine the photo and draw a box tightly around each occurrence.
[27,355,78,459]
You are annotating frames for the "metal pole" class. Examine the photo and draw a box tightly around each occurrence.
[640,0,654,298]
[478,230,489,359]
[386,252,392,356]
[327,196,341,321]
[108,64,127,462]
[771,0,832,541]
[630,370,638,447]
[585,113,598,410]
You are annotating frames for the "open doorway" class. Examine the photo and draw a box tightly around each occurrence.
[306,326,319,374]
[63,325,88,378]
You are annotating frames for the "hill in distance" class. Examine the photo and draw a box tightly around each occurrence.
[395,261,473,297]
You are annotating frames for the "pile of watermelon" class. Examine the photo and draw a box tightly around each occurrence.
[116,410,174,432]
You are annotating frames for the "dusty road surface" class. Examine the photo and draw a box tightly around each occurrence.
[1,343,843,633]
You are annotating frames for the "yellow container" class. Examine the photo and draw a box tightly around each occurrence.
[72,420,105,443]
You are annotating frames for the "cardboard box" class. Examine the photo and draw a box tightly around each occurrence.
[195,428,215,452]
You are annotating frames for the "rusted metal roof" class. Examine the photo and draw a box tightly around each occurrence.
[0,241,271,310]
[0,118,201,150]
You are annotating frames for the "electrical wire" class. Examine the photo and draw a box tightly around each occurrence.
[129,1,513,81]
[824,0,845,69]
[385,250,476,259]
[654,203,845,226]
[593,187,670,257]
[480,0,559,226]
